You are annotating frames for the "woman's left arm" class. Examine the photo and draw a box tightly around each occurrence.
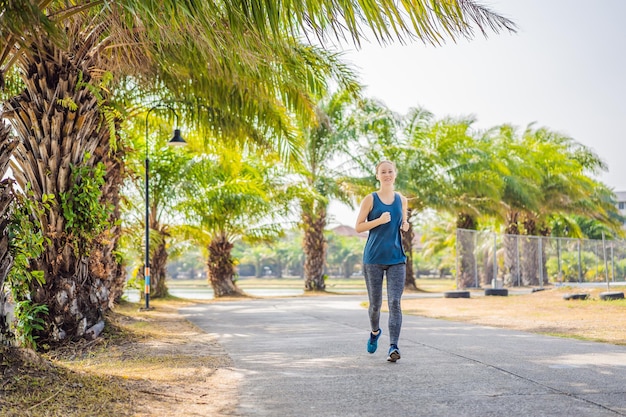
[401,195,409,232]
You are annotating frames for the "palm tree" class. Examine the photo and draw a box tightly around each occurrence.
[179,146,287,297]
[404,114,504,288]
[351,99,426,287]
[400,107,439,289]
[518,126,622,285]
[291,88,365,291]
[122,114,191,298]
[487,123,622,286]
[488,124,542,286]
[4,24,124,345]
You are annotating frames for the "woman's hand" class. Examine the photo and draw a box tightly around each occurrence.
[378,211,391,224]
[401,221,409,232]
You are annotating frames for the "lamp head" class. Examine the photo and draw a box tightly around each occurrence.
[168,129,186,147]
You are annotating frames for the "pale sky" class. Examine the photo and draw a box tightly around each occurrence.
[329,0,626,227]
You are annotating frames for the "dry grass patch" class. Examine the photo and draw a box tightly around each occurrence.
[1,347,133,417]
[402,285,626,345]
[1,298,240,417]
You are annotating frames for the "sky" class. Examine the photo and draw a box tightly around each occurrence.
[328,0,626,226]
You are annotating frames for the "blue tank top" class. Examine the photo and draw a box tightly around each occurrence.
[362,192,406,265]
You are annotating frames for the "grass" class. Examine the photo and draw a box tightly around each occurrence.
[1,298,237,417]
[401,284,626,345]
[1,279,624,416]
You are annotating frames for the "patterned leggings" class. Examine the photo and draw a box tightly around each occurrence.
[363,263,405,346]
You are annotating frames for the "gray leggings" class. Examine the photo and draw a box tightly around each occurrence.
[363,263,405,346]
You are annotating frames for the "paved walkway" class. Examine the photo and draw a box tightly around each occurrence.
[181,295,626,417]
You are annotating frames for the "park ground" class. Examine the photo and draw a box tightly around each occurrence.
[1,278,625,416]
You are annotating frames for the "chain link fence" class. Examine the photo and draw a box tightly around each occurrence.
[455,228,626,289]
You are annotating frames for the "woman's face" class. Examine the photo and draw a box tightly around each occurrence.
[376,162,396,185]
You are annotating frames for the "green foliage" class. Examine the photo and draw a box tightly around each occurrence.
[59,156,112,257]
[7,186,49,292]
[325,233,363,277]
[6,185,50,349]
[56,96,78,111]
[0,67,25,100]
[13,301,48,350]
[76,70,122,150]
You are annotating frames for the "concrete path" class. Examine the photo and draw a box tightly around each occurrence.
[181,295,626,417]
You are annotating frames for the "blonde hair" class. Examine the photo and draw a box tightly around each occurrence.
[375,160,396,174]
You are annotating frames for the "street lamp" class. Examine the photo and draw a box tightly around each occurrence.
[143,105,186,310]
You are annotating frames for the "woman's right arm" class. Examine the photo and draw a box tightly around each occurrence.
[355,194,385,233]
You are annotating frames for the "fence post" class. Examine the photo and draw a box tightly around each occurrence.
[516,234,520,287]
[557,238,562,283]
[492,232,497,287]
[455,229,460,290]
[474,230,478,288]
[596,240,600,281]
[611,242,615,282]
[603,232,610,291]
[577,240,582,283]
[538,237,544,289]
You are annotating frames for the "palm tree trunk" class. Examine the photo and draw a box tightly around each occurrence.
[0,180,13,339]
[0,125,16,338]
[302,204,327,291]
[0,128,21,341]
[0,181,14,339]
[520,217,539,286]
[520,236,539,286]
[456,214,478,288]
[4,35,115,345]
[503,234,520,286]
[92,135,126,303]
[151,237,169,298]
[503,212,521,286]
[207,234,244,297]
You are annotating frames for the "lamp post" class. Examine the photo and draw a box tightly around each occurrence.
[143,105,186,310]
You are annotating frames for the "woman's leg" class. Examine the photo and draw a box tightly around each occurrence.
[363,264,384,332]
[386,263,405,346]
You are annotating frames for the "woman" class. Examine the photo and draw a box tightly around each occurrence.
[355,160,409,362]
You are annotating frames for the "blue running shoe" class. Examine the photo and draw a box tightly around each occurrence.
[387,344,401,362]
[367,329,382,354]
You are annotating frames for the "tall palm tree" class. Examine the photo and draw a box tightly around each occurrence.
[488,123,622,286]
[4,24,123,345]
[293,88,363,291]
[400,107,440,289]
[351,99,424,286]
[179,146,287,297]
[122,114,191,299]
[518,126,622,285]
[405,115,504,288]
[487,124,542,286]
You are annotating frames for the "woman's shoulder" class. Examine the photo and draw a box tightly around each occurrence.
[394,192,407,202]
[359,193,375,207]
